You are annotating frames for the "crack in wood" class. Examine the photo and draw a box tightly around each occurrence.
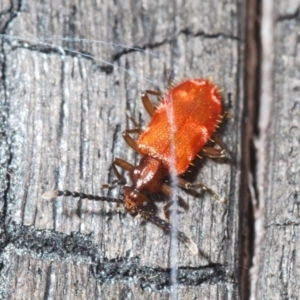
[5,223,235,290]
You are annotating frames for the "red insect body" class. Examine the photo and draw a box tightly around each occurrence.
[137,79,222,174]
[122,79,222,214]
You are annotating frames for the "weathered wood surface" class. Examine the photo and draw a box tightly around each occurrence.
[252,1,300,299]
[0,0,245,299]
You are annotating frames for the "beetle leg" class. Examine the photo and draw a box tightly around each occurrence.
[202,147,225,158]
[163,201,173,219]
[212,133,226,150]
[113,157,134,171]
[142,90,162,117]
[161,183,189,218]
[125,110,143,132]
[136,208,199,255]
[161,184,173,219]
[101,158,134,189]
[177,178,227,204]
[162,199,188,219]
[122,129,141,152]
[211,133,232,158]
[203,133,229,159]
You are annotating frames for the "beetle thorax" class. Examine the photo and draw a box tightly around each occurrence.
[130,156,167,194]
[122,156,167,212]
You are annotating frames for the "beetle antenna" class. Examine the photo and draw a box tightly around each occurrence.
[42,189,124,204]
[42,190,199,254]
[136,208,199,255]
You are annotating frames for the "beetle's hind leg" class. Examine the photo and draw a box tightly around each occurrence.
[177,178,227,204]
[202,133,227,159]
[202,147,225,158]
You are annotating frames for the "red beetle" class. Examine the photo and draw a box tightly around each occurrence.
[43,79,226,254]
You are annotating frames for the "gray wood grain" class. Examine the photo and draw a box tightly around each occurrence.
[252,1,300,299]
[0,0,245,299]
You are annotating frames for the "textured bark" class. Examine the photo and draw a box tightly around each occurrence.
[252,1,300,299]
[0,0,246,299]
